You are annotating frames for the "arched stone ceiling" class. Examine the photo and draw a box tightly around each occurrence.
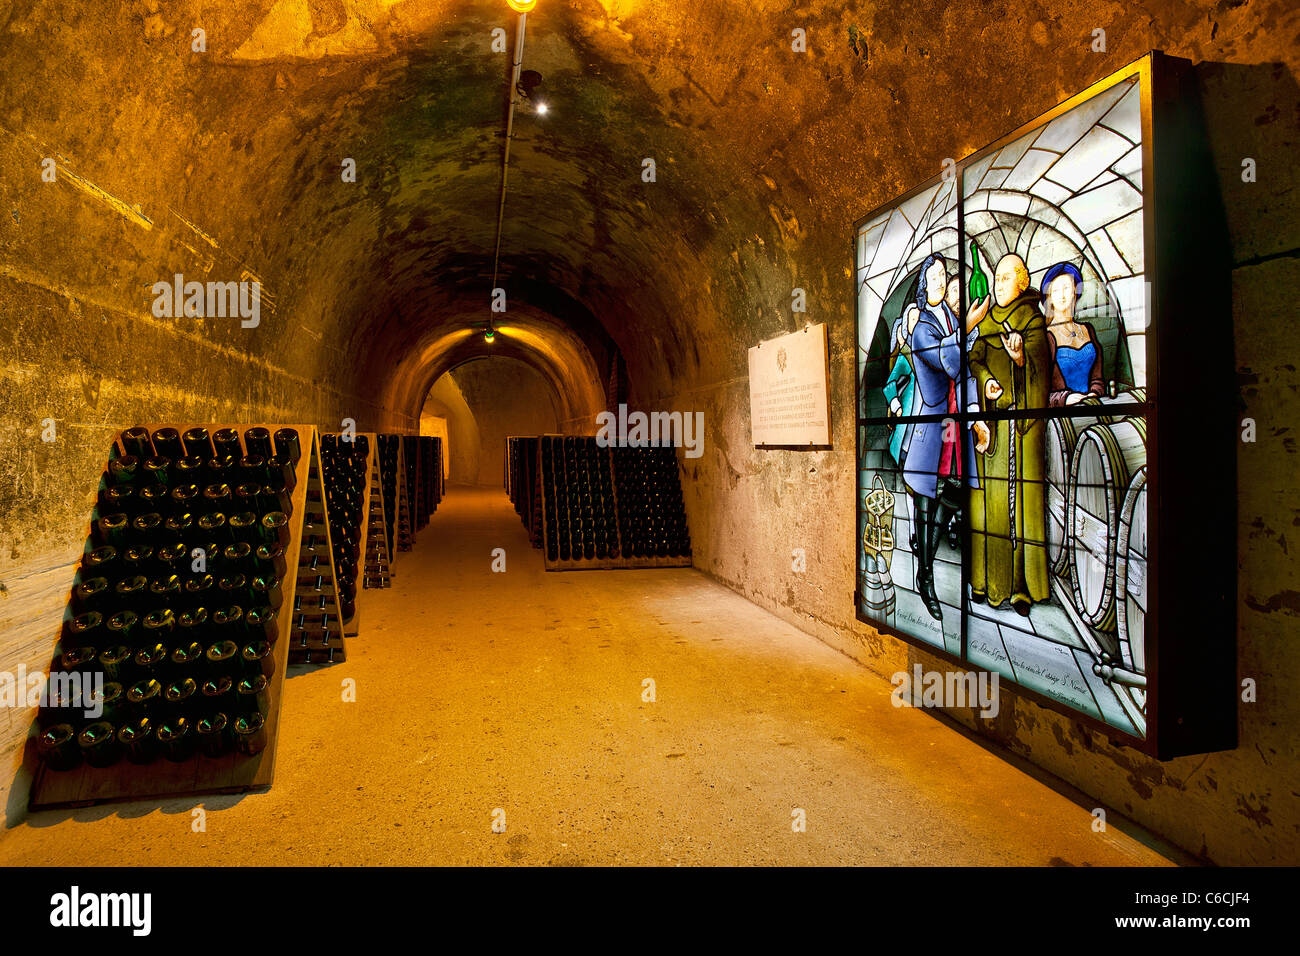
[1,0,1263,427]
[387,304,608,430]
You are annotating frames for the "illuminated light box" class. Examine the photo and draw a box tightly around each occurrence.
[852,52,1235,758]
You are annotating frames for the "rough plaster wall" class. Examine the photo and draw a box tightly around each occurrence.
[422,376,480,486]
[449,357,561,487]
[665,59,1300,865]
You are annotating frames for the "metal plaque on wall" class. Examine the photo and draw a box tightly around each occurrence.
[748,323,832,447]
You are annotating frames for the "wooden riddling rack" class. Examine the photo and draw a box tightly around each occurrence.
[373,433,439,563]
[535,435,693,571]
[404,435,443,533]
[361,433,392,589]
[286,432,348,665]
[378,435,415,553]
[506,436,543,547]
[376,435,409,554]
[319,433,375,640]
[29,423,317,810]
[423,436,443,512]
[506,436,518,499]
[405,435,426,533]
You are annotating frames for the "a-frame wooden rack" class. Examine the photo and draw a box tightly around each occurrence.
[326,432,380,639]
[378,434,414,555]
[360,433,392,589]
[538,438,692,572]
[286,431,348,665]
[29,423,324,810]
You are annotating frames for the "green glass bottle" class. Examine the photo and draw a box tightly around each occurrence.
[968,240,989,300]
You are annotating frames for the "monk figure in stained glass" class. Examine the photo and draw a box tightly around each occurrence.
[967,252,1051,615]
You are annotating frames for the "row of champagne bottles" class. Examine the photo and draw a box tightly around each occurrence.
[37,424,302,773]
[39,706,270,771]
[39,622,278,770]
[539,438,691,561]
[612,445,690,557]
[318,435,368,620]
[377,435,401,551]
[76,422,300,645]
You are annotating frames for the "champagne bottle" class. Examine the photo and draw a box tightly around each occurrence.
[98,643,132,681]
[156,717,195,762]
[178,607,210,644]
[968,240,989,301]
[212,428,242,460]
[169,642,205,677]
[118,717,157,764]
[235,673,269,717]
[108,455,141,487]
[240,640,273,679]
[196,712,231,757]
[182,427,215,461]
[120,427,153,460]
[73,575,112,613]
[200,675,236,711]
[244,427,274,459]
[143,455,171,486]
[260,511,290,548]
[38,724,81,771]
[90,681,126,726]
[126,677,162,715]
[205,639,239,677]
[67,610,106,647]
[233,711,267,755]
[273,428,301,464]
[81,546,119,581]
[163,677,198,718]
[79,721,123,768]
[151,428,184,460]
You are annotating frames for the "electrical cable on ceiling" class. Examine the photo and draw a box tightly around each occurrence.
[490,11,528,297]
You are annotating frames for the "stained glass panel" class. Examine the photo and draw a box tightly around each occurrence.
[855,66,1152,741]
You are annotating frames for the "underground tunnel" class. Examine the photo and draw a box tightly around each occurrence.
[0,0,1297,901]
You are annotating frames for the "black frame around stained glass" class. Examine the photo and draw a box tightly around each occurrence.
[852,52,1236,759]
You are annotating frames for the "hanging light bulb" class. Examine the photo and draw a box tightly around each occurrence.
[484,324,496,343]
[505,0,536,12]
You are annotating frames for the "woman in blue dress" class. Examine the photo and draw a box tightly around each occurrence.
[1041,262,1105,406]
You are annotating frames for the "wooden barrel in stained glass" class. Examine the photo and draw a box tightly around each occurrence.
[1067,418,1147,630]
[1045,389,1147,579]
[1045,416,1085,577]
[1115,466,1148,672]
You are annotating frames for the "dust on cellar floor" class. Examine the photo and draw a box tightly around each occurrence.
[1,487,1172,866]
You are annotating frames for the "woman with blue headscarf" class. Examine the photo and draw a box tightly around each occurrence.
[1041,261,1104,406]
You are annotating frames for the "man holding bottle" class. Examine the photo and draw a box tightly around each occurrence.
[902,254,989,621]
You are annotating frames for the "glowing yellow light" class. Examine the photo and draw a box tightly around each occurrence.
[505,0,537,12]
[484,327,496,343]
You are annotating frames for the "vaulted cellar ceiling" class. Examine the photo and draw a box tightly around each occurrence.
[0,0,1286,422]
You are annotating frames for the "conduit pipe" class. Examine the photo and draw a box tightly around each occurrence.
[490,12,528,295]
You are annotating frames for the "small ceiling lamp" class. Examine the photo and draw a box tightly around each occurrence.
[505,0,536,12]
